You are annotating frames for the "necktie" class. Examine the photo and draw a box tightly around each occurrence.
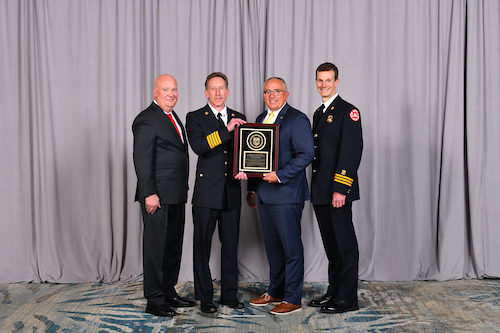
[265,112,275,124]
[166,113,183,142]
[217,112,225,128]
[313,105,325,129]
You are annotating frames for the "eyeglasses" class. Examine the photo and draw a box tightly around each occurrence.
[263,89,285,95]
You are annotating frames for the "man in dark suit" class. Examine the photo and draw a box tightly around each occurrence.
[308,63,363,314]
[185,72,246,313]
[238,77,314,315]
[132,74,196,317]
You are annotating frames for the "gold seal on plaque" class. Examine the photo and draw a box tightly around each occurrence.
[247,131,266,151]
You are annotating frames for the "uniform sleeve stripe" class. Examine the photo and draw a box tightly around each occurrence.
[335,178,352,186]
[207,131,222,149]
[334,173,353,186]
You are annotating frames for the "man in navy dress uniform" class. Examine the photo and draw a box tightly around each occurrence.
[308,63,363,314]
[186,72,246,313]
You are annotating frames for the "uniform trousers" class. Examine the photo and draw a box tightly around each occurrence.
[141,203,185,306]
[313,202,359,302]
[193,205,240,302]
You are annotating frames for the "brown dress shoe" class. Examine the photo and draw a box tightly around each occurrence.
[270,301,302,315]
[249,292,283,306]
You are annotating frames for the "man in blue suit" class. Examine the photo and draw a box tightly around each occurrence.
[237,77,314,315]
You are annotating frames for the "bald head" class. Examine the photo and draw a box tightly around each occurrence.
[154,74,178,112]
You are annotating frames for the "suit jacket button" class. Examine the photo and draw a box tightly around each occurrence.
[224,173,227,176]
[224,150,227,154]
[199,173,203,177]
[224,161,227,165]
[313,170,317,173]
[314,134,318,137]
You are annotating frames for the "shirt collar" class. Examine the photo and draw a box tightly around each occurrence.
[154,99,173,114]
[267,102,287,116]
[208,103,227,118]
[322,94,338,111]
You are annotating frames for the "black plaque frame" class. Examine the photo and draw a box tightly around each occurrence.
[233,123,279,177]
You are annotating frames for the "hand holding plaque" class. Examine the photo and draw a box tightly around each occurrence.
[233,123,279,177]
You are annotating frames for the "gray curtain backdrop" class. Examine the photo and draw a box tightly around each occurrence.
[1,0,499,283]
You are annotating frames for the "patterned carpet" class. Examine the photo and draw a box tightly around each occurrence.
[1,279,500,332]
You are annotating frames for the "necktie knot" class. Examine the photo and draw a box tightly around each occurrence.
[265,112,275,124]
[217,112,225,128]
[318,104,325,113]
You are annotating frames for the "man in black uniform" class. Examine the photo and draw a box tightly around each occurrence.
[186,72,246,313]
[308,63,363,314]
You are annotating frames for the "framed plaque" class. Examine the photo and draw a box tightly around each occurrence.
[234,123,279,177]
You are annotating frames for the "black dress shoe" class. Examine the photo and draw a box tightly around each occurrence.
[308,294,336,307]
[219,299,245,309]
[145,303,176,317]
[201,301,217,313]
[165,295,196,307]
[320,299,359,314]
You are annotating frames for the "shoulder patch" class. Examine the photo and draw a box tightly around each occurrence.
[349,109,359,121]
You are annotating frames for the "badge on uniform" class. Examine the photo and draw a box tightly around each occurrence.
[327,115,333,123]
[205,111,209,115]
[350,109,359,121]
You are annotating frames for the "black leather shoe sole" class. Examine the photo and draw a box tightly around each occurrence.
[165,297,196,308]
[308,295,335,307]
[319,301,359,314]
[145,304,176,317]
[201,301,217,313]
[219,300,245,309]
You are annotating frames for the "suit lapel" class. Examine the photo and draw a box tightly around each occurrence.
[203,104,220,129]
[273,103,289,124]
[153,105,173,130]
[316,97,339,132]
[256,112,265,123]
[172,110,186,143]
[313,106,324,131]
[315,109,329,132]
[152,104,184,146]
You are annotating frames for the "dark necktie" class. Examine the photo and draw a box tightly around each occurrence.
[314,105,325,129]
[217,112,225,129]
